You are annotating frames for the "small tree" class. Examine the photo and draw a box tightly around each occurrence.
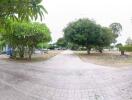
[109,23,122,36]
[95,27,117,53]
[56,37,67,48]
[25,23,51,59]
[126,37,132,46]
[1,20,51,59]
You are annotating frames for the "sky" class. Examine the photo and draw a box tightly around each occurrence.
[41,0,132,44]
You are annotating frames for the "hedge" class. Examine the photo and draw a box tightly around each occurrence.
[119,46,132,52]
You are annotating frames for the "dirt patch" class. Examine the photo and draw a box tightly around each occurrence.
[75,51,132,68]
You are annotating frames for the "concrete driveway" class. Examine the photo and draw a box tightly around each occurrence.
[0,50,132,100]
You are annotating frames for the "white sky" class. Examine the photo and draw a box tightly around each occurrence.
[42,0,132,44]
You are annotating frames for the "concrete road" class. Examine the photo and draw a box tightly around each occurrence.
[0,50,132,100]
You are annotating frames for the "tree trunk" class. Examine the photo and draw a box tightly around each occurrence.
[28,47,33,60]
[121,51,125,55]
[87,46,91,54]
[99,49,103,53]
[12,48,17,59]
[98,47,103,53]
[87,49,90,54]
[19,47,24,59]
[19,53,24,58]
[28,49,32,60]
[29,53,32,60]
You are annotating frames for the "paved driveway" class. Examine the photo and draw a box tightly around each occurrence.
[0,50,132,100]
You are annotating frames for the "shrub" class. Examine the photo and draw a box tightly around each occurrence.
[119,46,132,55]
[119,46,132,52]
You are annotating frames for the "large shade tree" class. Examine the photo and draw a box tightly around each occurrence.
[64,18,117,54]
[64,18,101,54]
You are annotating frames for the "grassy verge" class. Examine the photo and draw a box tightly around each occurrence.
[0,50,62,63]
[75,51,132,67]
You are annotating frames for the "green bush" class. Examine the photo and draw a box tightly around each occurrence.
[119,46,132,52]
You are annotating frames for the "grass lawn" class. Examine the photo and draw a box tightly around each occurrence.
[0,50,62,63]
[75,51,132,68]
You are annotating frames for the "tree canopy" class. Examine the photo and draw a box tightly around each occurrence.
[126,37,132,46]
[1,20,51,59]
[0,0,47,21]
[0,0,50,60]
[64,18,117,54]
[56,37,67,48]
[95,27,117,53]
[109,23,122,36]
